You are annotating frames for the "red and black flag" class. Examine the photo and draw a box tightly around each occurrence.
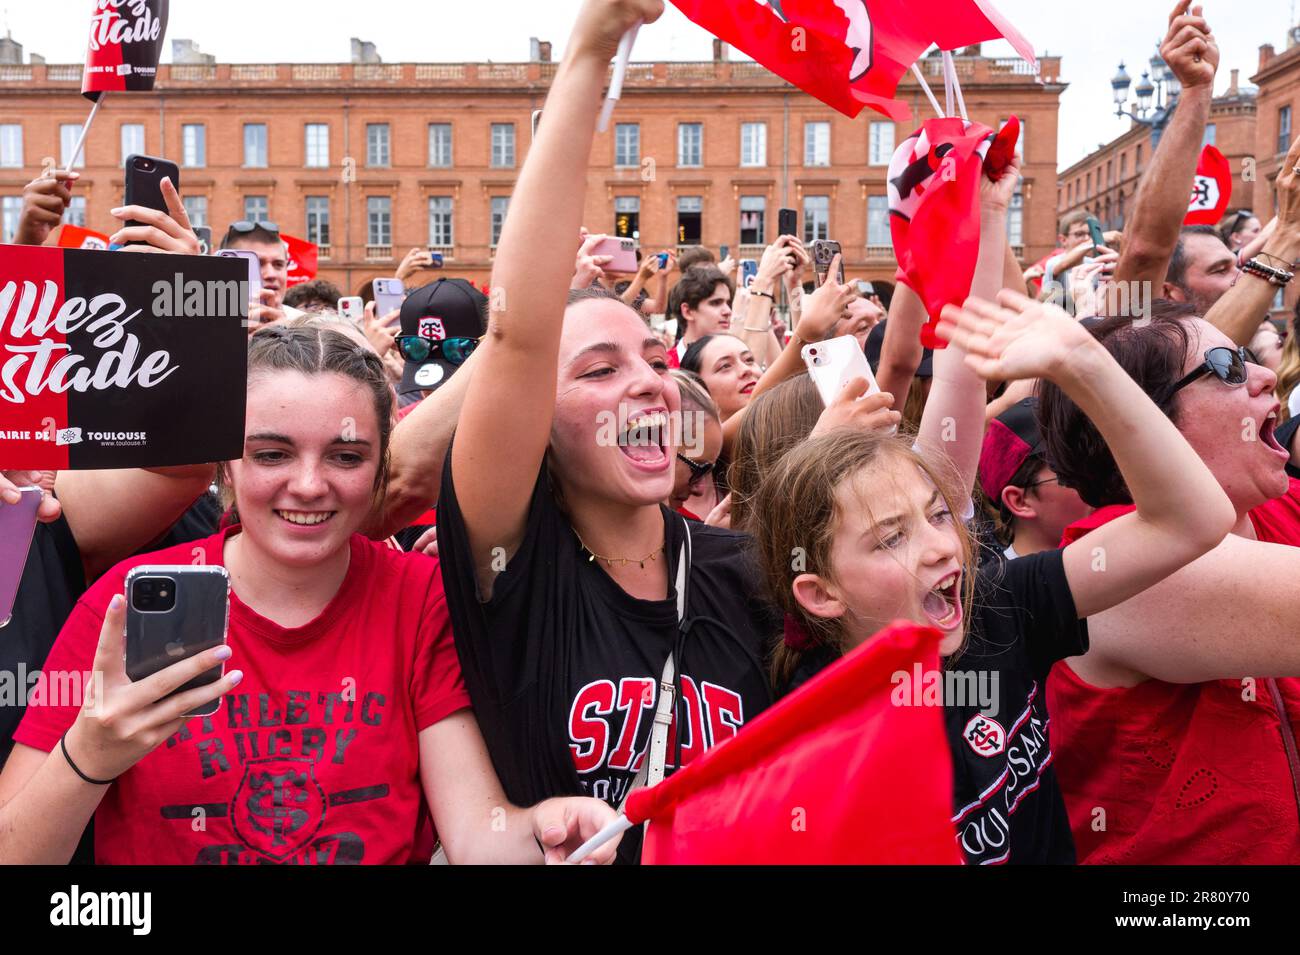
[81,0,170,101]
[668,0,1035,120]
[1184,144,1232,226]
[0,245,246,469]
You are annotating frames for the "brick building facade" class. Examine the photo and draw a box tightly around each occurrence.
[0,40,1065,297]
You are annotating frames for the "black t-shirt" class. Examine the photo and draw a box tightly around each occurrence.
[146,489,223,551]
[1277,416,1300,481]
[437,444,775,863]
[784,547,1087,865]
[1,515,85,769]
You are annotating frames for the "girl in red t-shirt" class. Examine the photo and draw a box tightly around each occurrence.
[0,325,619,865]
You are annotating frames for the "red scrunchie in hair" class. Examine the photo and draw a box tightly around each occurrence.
[783,613,816,651]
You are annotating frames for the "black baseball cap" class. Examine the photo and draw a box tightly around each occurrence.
[865,319,933,378]
[397,278,488,396]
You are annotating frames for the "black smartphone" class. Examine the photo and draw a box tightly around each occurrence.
[123,154,180,246]
[720,244,730,261]
[194,226,212,255]
[1086,215,1105,251]
[811,239,844,287]
[778,208,798,238]
[125,565,230,717]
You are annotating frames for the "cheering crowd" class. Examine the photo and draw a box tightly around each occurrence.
[1,0,1300,866]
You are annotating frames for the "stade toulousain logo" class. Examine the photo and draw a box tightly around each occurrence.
[768,0,874,82]
[963,714,1006,757]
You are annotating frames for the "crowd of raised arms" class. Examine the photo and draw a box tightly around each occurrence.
[2,0,1300,866]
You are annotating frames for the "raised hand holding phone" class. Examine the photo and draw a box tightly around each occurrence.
[63,591,241,784]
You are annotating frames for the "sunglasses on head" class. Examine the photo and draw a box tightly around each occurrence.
[227,219,281,237]
[1164,346,1250,402]
[396,335,480,365]
[676,453,714,486]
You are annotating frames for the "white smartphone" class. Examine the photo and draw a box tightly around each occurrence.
[372,278,405,319]
[802,335,881,407]
[338,296,364,322]
[217,249,262,298]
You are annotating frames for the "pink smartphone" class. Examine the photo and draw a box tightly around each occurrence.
[217,249,262,298]
[0,487,42,629]
[372,278,405,319]
[591,237,639,274]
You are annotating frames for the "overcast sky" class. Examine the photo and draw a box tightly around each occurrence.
[5,0,1293,167]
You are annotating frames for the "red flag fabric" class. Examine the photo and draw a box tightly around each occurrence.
[81,0,169,102]
[54,224,112,251]
[668,0,1035,121]
[625,621,961,864]
[889,116,1019,348]
[1184,144,1232,226]
[282,234,319,288]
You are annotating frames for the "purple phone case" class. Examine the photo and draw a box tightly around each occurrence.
[0,488,42,628]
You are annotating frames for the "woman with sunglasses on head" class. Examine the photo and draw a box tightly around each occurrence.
[0,324,620,865]
[431,0,780,864]
[1039,298,1300,864]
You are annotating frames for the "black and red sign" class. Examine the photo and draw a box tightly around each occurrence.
[81,0,170,101]
[0,245,246,469]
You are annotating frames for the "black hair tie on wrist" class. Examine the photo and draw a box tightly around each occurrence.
[60,732,116,786]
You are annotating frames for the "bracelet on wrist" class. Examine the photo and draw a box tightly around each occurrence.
[1257,251,1299,269]
[750,289,774,301]
[60,731,116,786]
[1241,258,1295,288]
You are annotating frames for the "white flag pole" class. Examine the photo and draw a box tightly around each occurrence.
[909,63,946,118]
[65,94,104,174]
[941,52,969,122]
[564,814,635,864]
[597,22,641,133]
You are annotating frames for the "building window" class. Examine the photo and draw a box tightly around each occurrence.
[1007,179,1025,247]
[120,123,144,165]
[306,196,330,246]
[181,124,205,168]
[614,123,639,167]
[65,196,86,228]
[615,196,640,240]
[1202,123,1217,148]
[182,196,207,229]
[739,196,766,246]
[428,196,453,247]
[491,124,515,168]
[60,124,85,169]
[428,123,452,167]
[741,123,766,167]
[1120,153,1127,180]
[2,196,22,242]
[244,196,269,223]
[368,196,392,246]
[1106,160,1113,188]
[367,123,391,167]
[1281,106,1294,155]
[1135,144,1144,171]
[677,195,702,245]
[678,123,703,167]
[305,124,329,168]
[1086,171,1092,197]
[242,124,267,168]
[804,122,830,166]
[803,195,830,243]
[868,123,894,166]
[867,195,890,246]
[0,124,21,167]
[490,196,510,246]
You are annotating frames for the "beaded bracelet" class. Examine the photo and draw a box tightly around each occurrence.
[1242,258,1295,287]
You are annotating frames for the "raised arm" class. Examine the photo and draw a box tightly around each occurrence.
[449,0,665,582]
[1110,1,1218,291]
[875,283,928,414]
[939,291,1235,621]
[1203,137,1300,345]
[916,160,1018,500]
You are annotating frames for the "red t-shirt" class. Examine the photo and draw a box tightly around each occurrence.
[14,527,470,865]
[1048,478,1300,863]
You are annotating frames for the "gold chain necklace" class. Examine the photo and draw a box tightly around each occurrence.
[574,530,665,569]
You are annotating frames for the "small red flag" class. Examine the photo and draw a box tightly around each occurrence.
[625,621,961,864]
[55,224,112,251]
[1184,144,1232,226]
[889,117,1019,348]
[667,0,1035,121]
[81,0,169,101]
[282,234,319,287]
